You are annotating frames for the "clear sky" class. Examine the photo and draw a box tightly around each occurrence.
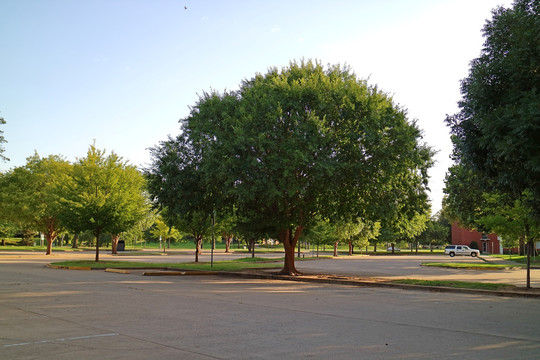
[0,0,512,213]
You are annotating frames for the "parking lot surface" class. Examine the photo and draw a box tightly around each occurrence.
[1,250,540,359]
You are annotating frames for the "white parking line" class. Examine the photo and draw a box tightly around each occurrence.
[4,333,120,347]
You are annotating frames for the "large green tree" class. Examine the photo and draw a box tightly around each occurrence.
[0,153,70,254]
[147,136,214,262]
[446,0,540,213]
[149,60,433,275]
[59,144,147,261]
[445,0,540,287]
[444,162,540,287]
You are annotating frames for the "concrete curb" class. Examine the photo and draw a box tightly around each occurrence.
[142,270,219,276]
[46,263,540,299]
[105,268,131,274]
[47,264,93,270]
[221,271,540,299]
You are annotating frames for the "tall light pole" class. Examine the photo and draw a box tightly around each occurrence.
[211,210,216,267]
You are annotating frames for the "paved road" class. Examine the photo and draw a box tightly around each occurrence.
[295,254,540,288]
[2,249,537,287]
[1,251,540,359]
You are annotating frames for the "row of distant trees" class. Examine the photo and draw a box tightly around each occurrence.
[0,137,449,264]
[1,70,447,271]
[0,144,149,260]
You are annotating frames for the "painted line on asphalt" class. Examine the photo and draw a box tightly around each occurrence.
[4,333,120,347]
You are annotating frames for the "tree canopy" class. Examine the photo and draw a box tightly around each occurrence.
[147,60,433,274]
[446,0,540,214]
[59,144,148,261]
[445,0,540,287]
[0,153,70,254]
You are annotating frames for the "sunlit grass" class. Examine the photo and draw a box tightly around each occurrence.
[491,254,540,264]
[51,257,284,272]
[421,262,521,269]
[391,279,515,291]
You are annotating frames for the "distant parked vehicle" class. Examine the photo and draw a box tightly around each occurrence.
[444,245,480,257]
[386,247,400,252]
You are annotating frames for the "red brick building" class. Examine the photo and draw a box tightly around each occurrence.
[451,223,502,254]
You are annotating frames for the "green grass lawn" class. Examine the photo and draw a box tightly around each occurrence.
[391,279,515,291]
[421,262,521,269]
[51,257,284,272]
[491,254,540,265]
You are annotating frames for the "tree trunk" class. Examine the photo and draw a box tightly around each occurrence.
[72,234,79,249]
[95,231,101,262]
[195,237,202,262]
[45,220,58,255]
[333,241,339,257]
[374,243,377,253]
[111,234,120,254]
[348,241,353,256]
[224,234,232,253]
[279,227,303,275]
[519,236,525,256]
[45,234,55,255]
[526,239,532,289]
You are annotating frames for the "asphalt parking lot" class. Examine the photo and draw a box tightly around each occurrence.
[3,249,537,287]
[1,250,540,359]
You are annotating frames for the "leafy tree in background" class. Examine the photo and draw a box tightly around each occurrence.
[443,164,488,231]
[59,144,147,261]
[146,136,213,262]
[446,0,540,213]
[416,212,450,251]
[445,0,540,287]
[150,216,181,251]
[0,153,70,254]
[0,115,8,162]
[404,212,429,253]
[122,207,158,248]
[164,59,432,275]
[479,192,540,254]
[301,219,337,256]
[0,220,16,245]
[347,220,380,255]
[215,210,238,253]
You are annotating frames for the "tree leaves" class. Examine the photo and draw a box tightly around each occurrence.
[447,0,540,214]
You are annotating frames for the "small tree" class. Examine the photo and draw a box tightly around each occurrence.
[0,153,70,254]
[151,216,181,252]
[59,144,147,261]
[0,220,16,245]
[416,213,450,251]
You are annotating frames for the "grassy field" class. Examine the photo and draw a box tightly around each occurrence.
[421,262,521,269]
[50,257,284,272]
[491,254,540,265]
[391,279,515,291]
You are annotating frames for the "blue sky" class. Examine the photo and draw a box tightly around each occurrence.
[0,0,511,212]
